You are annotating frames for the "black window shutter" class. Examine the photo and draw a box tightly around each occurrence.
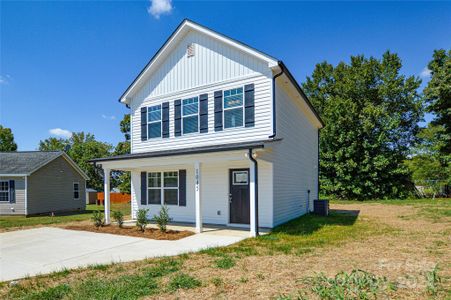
[140,172,147,205]
[9,180,15,203]
[174,100,182,137]
[141,107,147,141]
[199,93,208,133]
[162,102,170,138]
[214,91,223,131]
[179,169,186,206]
[244,84,255,127]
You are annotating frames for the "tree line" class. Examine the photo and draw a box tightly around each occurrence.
[0,49,449,199]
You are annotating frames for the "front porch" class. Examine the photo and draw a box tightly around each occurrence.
[93,141,277,237]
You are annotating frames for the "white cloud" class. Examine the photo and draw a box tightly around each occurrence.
[420,67,431,79]
[148,0,173,19]
[49,128,72,138]
[102,114,116,120]
[0,74,11,85]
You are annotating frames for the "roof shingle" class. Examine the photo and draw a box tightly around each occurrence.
[0,151,62,174]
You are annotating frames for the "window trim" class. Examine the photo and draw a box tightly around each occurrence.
[147,104,162,139]
[0,180,9,202]
[223,87,245,130]
[181,97,200,135]
[73,182,80,200]
[147,171,179,206]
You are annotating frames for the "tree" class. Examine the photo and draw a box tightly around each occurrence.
[0,125,18,151]
[114,114,131,193]
[302,52,423,199]
[38,132,112,190]
[423,49,451,154]
[38,137,68,151]
[405,124,450,196]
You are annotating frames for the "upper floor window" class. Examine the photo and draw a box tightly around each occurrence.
[0,181,9,202]
[182,97,199,134]
[148,105,162,139]
[223,87,244,129]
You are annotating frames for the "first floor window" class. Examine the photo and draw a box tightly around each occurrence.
[148,172,162,204]
[148,105,162,138]
[223,87,244,128]
[73,182,80,199]
[147,171,179,205]
[0,181,9,202]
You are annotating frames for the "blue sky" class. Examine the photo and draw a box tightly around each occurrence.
[1,1,450,150]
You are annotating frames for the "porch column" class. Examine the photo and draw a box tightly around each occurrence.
[249,162,257,237]
[194,162,202,233]
[104,168,111,225]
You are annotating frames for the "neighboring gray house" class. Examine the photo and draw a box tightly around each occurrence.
[0,151,89,215]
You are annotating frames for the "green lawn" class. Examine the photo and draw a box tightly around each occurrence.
[0,203,130,230]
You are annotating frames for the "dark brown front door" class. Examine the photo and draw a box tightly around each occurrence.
[229,168,250,224]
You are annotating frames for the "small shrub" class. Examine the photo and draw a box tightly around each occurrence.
[136,209,149,232]
[152,205,172,232]
[215,256,235,269]
[112,211,124,228]
[91,210,104,228]
[168,273,201,291]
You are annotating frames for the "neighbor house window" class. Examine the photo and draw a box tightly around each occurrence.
[73,182,80,199]
[0,181,9,202]
[223,87,244,128]
[182,97,199,134]
[147,105,162,138]
[147,171,179,205]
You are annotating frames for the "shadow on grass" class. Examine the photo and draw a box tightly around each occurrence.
[271,210,360,236]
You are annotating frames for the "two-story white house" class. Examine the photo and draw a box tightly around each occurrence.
[92,19,324,237]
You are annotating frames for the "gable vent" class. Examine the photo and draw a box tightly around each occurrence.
[187,43,195,57]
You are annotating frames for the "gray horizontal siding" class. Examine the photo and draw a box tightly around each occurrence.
[0,176,26,215]
[27,156,86,215]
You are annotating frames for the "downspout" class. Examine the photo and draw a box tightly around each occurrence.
[248,148,259,236]
[317,128,321,201]
[269,63,284,138]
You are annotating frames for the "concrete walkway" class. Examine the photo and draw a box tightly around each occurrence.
[0,227,246,282]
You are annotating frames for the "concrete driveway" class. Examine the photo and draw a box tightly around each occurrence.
[0,227,246,282]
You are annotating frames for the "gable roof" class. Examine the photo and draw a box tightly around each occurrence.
[0,151,89,180]
[119,19,324,128]
[119,19,279,104]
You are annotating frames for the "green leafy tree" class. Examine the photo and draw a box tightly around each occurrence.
[0,125,17,151]
[302,52,423,199]
[423,49,451,154]
[38,137,68,151]
[114,114,131,193]
[405,124,450,196]
[39,132,112,190]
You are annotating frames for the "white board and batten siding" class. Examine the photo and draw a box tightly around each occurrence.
[130,157,273,228]
[271,83,319,227]
[129,30,273,154]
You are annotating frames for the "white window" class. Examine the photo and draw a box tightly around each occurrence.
[182,97,199,134]
[223,87,244,129]
[147,171,179,205]
[233,171,248,185]
[147,105,162,139]
[0,181,9,202]
[73,182,80,200]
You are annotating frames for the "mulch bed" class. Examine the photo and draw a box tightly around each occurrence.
[64,224,194,240]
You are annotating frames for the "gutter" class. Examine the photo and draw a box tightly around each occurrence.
[247,148,259,236]
[269,63,285,138]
